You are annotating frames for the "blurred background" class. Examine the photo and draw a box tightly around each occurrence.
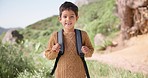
[0,0,148,78]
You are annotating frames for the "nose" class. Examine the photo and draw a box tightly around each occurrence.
[66,17,70,21]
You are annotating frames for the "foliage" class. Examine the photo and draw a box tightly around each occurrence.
[0,40,54,78]
[87,61,148,78]
[26,15,61,30]
[17,68,53,78]
[96,39,113,51]
[20,26,62,45]
[0,32,6,43]
[76,0,120,45]
[0,43,35,78]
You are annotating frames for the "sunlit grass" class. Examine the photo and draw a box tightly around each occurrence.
[87,61,148,78]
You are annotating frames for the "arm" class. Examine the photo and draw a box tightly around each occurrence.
[44,32,59,60]
[81,31,94,57]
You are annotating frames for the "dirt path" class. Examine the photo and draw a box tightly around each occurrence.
[87,34,148,74]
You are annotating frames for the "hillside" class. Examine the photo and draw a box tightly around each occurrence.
[0,27,7,35]
[23,0,119,45]
[75,0,98,7]
[89,33,148,74]
[26,15,61,30]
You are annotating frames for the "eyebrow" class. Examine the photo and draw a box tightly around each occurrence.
[63,14,75,16]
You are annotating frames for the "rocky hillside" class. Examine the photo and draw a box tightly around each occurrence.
[0,27,7,35]
[115,0,148,40]
[75,0,98,7]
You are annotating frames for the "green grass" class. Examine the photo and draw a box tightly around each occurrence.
[87,61,148,78]
[26,15,61,30]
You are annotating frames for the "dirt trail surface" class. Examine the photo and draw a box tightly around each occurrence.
[87,34,148,74]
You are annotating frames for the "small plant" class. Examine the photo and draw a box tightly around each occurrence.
[96,40,113,52]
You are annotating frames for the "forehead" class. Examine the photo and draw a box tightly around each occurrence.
[61,10,76,15]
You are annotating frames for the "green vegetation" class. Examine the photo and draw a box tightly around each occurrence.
[20,0,120,48]
[77,0,119,44]
[0,0,147,78]
[26,15,61,30]
[88,61,148,78]
[0,41,52,78]
[0,42,147,78]
[96,39,113,51]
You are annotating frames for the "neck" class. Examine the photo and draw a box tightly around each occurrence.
[63,29,74,33]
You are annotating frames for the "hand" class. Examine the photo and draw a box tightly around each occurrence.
[52,43,61,52]
[81,46,89,54]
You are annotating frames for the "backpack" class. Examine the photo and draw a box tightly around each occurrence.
[50,29,90,78]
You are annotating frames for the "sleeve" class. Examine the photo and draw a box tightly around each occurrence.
[82,31,94,57]
[44,32,59,60]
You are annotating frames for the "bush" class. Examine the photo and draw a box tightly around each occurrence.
[17,67,52,78]
[0,43,35,78]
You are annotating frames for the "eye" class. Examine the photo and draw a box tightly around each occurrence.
[63,16,67,18]
[70,16,74,18]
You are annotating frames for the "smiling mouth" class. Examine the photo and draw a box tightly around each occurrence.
[65,23,72,26]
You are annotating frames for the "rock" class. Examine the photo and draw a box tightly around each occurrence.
[126,0,148,9]
[2,29,23,44]
[94,33,105,46]
[115,0,148,40]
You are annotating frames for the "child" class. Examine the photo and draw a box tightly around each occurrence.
[45,1,94,78]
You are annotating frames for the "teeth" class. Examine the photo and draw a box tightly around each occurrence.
[66,23,72,25]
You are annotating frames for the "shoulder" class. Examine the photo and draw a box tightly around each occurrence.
[80,30,88,37]
[77,30,89,44]
[49,31,58,40]
[50,31,58,37]
[75,29,88,36]
[48,31,58,43]
[76,29,89,40]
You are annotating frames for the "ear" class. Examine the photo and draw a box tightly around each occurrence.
[58,16,62,22]
[76,16,79,21]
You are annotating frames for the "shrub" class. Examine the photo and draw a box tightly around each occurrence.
[0,43,35,78]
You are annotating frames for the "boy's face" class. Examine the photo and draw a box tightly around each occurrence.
[59,10,78,32]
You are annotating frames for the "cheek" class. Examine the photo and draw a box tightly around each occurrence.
[73,20,77,24]
[59,19,64,24]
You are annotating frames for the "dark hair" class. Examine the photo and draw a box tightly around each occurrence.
[59,1,78,17]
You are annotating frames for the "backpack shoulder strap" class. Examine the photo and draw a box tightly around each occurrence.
[75,29,90,78]
[58,29,64,55]
[75,29,84,57]
[50,29,64,75]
